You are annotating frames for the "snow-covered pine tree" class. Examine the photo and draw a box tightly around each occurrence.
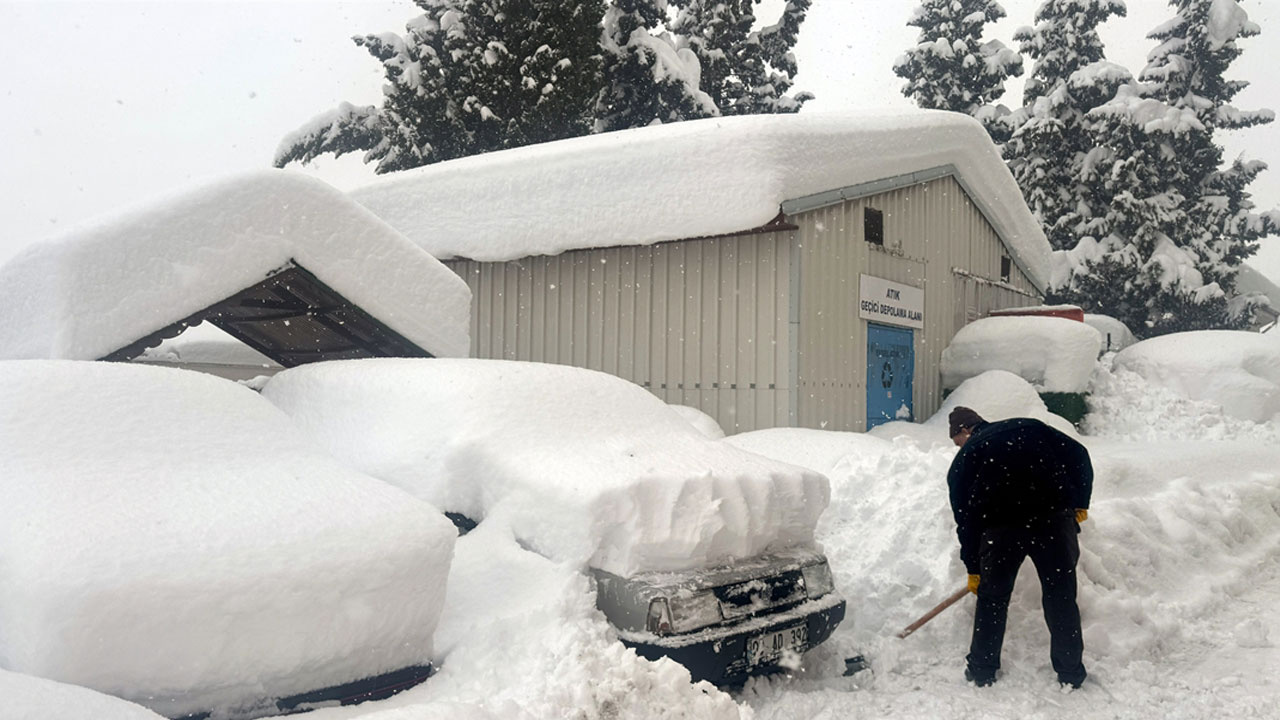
[595,0,718,131]
[893,0,1023,138]
[1050,0,1279,337]
[669,0,813,115]
[1139,0,1277,292]
[1051,85,1225,335]
[275,0,605,173]
[1003,0,1127,251]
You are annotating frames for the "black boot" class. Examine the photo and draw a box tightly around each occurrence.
[965,667,996,687]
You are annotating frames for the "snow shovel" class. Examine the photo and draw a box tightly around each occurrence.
[896,585,970,639]
[843,584,971,675]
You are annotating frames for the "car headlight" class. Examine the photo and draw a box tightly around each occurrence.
[801,562,835,598]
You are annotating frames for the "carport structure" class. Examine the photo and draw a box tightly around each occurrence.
[0,171,471,368]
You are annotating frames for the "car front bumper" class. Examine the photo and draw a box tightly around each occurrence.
[616,594,846,686]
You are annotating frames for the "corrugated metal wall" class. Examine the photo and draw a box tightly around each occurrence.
[447,230,795,433]
[447,174,1040,435]
[790,176,1039,431]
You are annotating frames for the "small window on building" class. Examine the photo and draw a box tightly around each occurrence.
[864,207,884,246]
[1000,254,1012,282]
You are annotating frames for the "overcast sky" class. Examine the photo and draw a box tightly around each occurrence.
[2,0,1277,283]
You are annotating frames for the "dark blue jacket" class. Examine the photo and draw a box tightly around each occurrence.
[947,417,1093,573]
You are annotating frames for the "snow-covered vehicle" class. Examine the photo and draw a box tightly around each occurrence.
[262,358,846,685]
[0,361,457,720]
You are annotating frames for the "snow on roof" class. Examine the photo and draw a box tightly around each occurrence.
[0,170,471,362]
[262,358,829,577]
[349,110,1054,290]
[0,360,457,718]
[941,316,1102,393]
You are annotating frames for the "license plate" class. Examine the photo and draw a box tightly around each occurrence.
[746,623,808,667]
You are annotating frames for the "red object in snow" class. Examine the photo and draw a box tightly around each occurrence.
[988,305,1084,322]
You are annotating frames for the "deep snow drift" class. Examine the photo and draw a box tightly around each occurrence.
[1110,330,1280,424]
[332,361,1276,720]
[262,358,828,577]
[282,355,1277,720]
[12,336,1280,720]
[0,361,457,719]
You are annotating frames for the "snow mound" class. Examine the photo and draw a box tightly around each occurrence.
[1086,354,1280,443]
[813,440,962,643]
[941,316,1101,392]
[870,370,1079,447]
[2,669,166,720]
[346,523,746,720]
[736,413,1280,717]
[1111,331,1280,424]
[262,358,828,577]
[669,404,726,439]
[0,170,471,361]
[0,360,456,719]
[350,110,1053,290]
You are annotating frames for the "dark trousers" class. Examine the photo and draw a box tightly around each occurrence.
[967,513,1086,684]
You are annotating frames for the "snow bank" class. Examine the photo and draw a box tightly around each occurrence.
[2,669,166,720]
[941,316,1101,392]
[1112,331,1280,424]
[1087,354,1280,444]
[0,360,456,719]
[262,358,828,577]
[738,382,1280,718]
[871,370,1080,446]
[0,170,471,361]
[350,110,1053,290]
[300,521,747,720]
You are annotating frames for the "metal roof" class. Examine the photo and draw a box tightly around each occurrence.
[101,263,431,366]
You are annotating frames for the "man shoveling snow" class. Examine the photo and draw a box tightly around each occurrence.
[946,407,1093,689]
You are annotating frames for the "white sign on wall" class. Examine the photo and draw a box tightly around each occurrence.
[858,274,925,329]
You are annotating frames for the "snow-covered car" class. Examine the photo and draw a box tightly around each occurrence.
[0,360,457,720]
[262,358,846,685]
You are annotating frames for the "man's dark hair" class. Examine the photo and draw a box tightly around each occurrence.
[948,406,986,437]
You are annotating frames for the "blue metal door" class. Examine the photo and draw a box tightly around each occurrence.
[866,324,914,430]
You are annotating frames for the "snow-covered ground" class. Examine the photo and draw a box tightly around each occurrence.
[0,361,458,719]
[261,358,829,578]
[287,345,1276,720]
[5,334,1279,719]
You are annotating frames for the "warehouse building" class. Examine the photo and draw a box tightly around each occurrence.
[352,111,1053,433]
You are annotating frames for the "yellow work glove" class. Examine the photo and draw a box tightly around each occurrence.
[968,574,980,594]
[1076,508,1089,523]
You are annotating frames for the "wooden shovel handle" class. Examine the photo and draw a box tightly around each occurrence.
[896,585,971,639]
